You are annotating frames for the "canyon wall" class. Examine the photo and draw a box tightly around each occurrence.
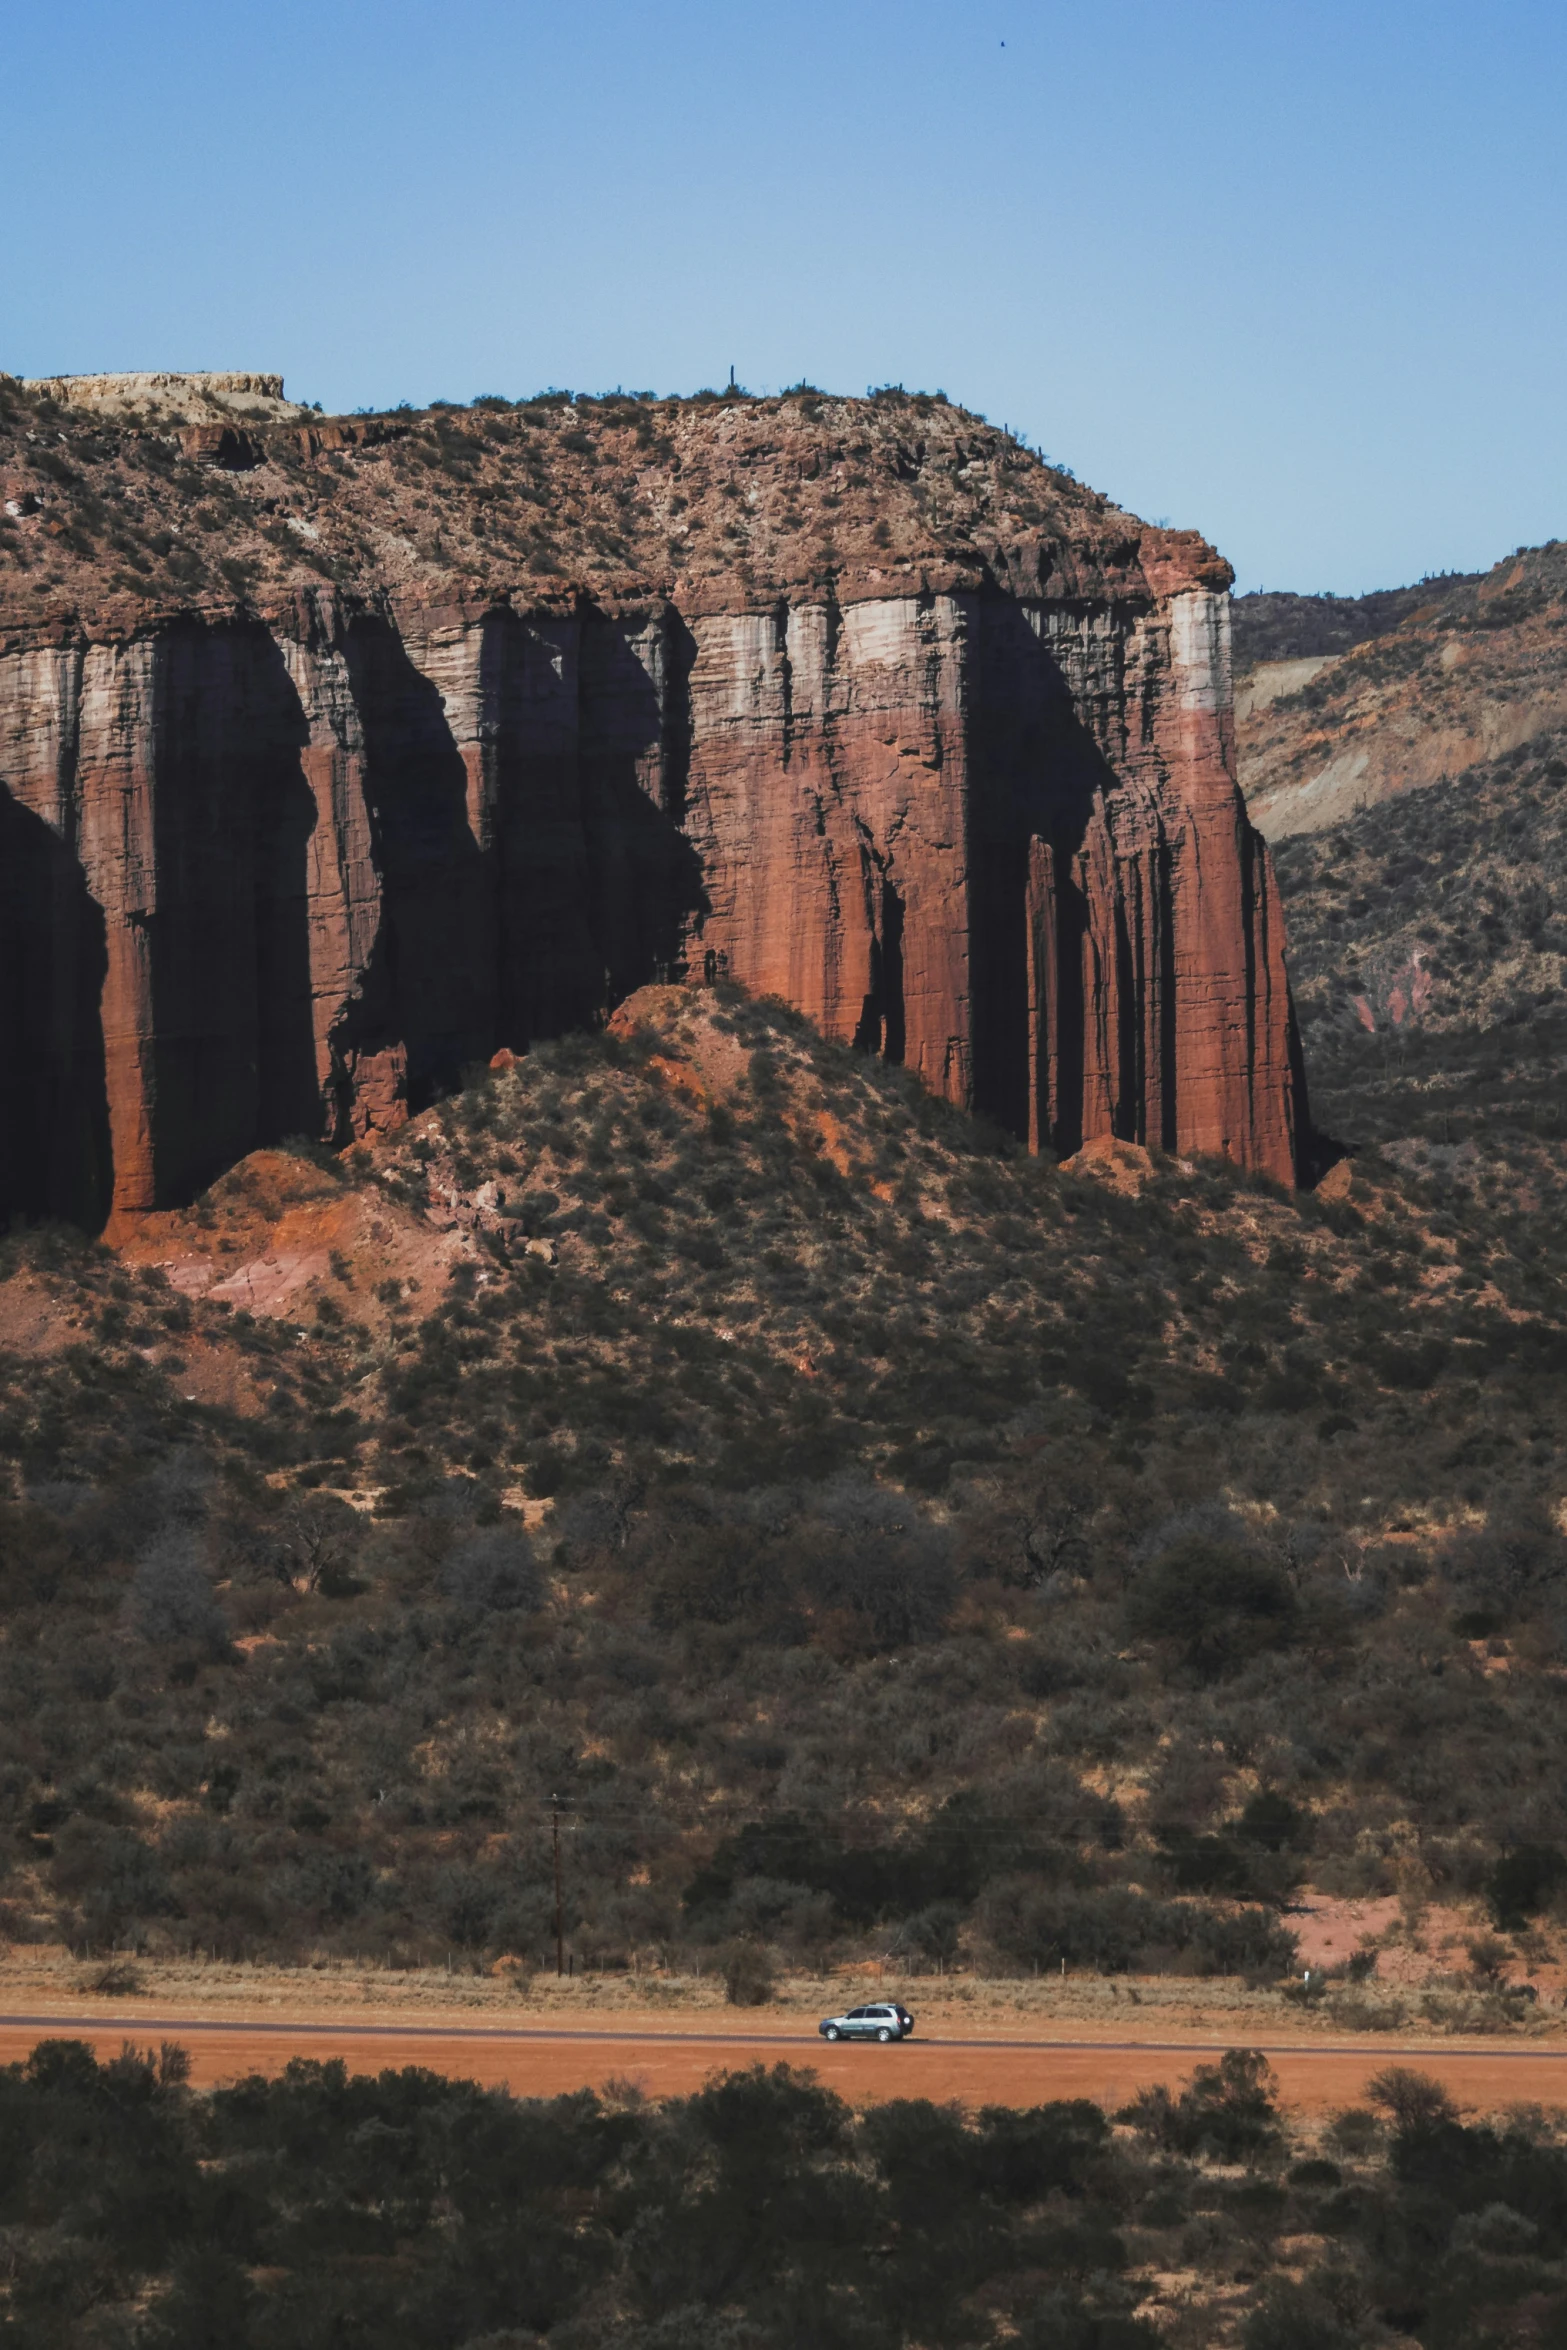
[0,382,1305,1224]
[0,576,1301,1224]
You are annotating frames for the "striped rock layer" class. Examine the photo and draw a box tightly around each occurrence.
[0,395,1304,1223]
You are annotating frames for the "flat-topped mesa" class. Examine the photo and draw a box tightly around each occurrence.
[20,372,308,423]
[0,382,1307,1226]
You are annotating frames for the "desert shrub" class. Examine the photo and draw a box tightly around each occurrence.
[1017,1645,1082,1698]
[901,1900,965,1969]
[628,1480,953,1652]
[977,1880,1296,1979]
[52,1820,172,1946]
[790,1475,956,1649]
[641,1511,793,1638]
[1125,1538,1296,1679]
[1241,2277,1362,2350]
[1366,2067,1457,2135]
[1488,1842,1567,1927]
[123,1529,229,1656]
[720,1938,774,2005]
[283,1848,376,1928]
[225,1492,366,1597]
[685,1796,1086,1935]
[441,1526,541,1614]
[1120,2050,1282,2162]
[1450,1520,1567,1621]
[0,1502,76,1607]
[1157,1830,1297,1904]
[425,1861,506,1949]
[1238,1790,1308,1850]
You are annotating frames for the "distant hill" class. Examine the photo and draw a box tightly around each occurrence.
[1232,574,1484,672]
[1237,539,1567,837]
[1273,723,1567,1158]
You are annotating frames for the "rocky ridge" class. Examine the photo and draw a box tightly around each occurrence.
[1271,725,1567,1160]
[19,371,309,425]
[1231,573,1486,676]
[0,372,1303,1223]
[1237,540,1567,839]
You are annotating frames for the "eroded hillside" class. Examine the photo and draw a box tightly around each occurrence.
[1237,541,1567,837]
[1273,726,1567,1160]
[1232,574,1485,674]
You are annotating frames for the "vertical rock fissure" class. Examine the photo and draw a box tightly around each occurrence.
[851,836,906,1065]
[1155,833,1179,1152]
[1051,853,1090,1158]
[249,628,321,1159]
[0,773,112,1229]
[1240,820,1260,1162]
[1112,871,1140,1143]
[658,603,695,823]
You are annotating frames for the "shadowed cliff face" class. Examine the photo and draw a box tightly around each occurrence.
[0,387,1304,1219]
[0,787,111,1227]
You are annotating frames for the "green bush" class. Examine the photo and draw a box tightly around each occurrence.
[1120,2049,1282,2162]
[978,1881,1296,1980]
[1487,1843,1567,1929]
[1125,1540,1296,1679]
[720,1938,774,2005]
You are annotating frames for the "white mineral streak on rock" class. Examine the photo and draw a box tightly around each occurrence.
[1167,588,1231,716]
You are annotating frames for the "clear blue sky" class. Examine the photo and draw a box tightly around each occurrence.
[5,0,1563,593]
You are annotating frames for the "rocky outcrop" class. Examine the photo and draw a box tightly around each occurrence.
[0,385,1306,1223]
[21,372,308,423]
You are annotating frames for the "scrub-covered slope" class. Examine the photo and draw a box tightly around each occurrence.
[1,988,1565,1982]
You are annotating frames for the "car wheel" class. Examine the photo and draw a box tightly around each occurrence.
[823,2026,840,2042]
[876,2027,893,2043]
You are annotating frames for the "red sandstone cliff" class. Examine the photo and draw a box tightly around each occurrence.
[0,375,1304,1222]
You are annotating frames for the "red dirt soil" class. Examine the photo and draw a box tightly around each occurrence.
[9,2013,1567,2116]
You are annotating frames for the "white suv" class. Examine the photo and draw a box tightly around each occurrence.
[818,2002,915,2043]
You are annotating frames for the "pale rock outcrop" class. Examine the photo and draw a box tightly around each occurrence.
[21,373,308,423]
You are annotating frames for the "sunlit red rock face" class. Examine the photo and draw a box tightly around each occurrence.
[673,583,1298,1182]
[0,385,1305,1223]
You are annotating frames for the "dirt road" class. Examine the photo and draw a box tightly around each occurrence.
[9,2010,1567,2114]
